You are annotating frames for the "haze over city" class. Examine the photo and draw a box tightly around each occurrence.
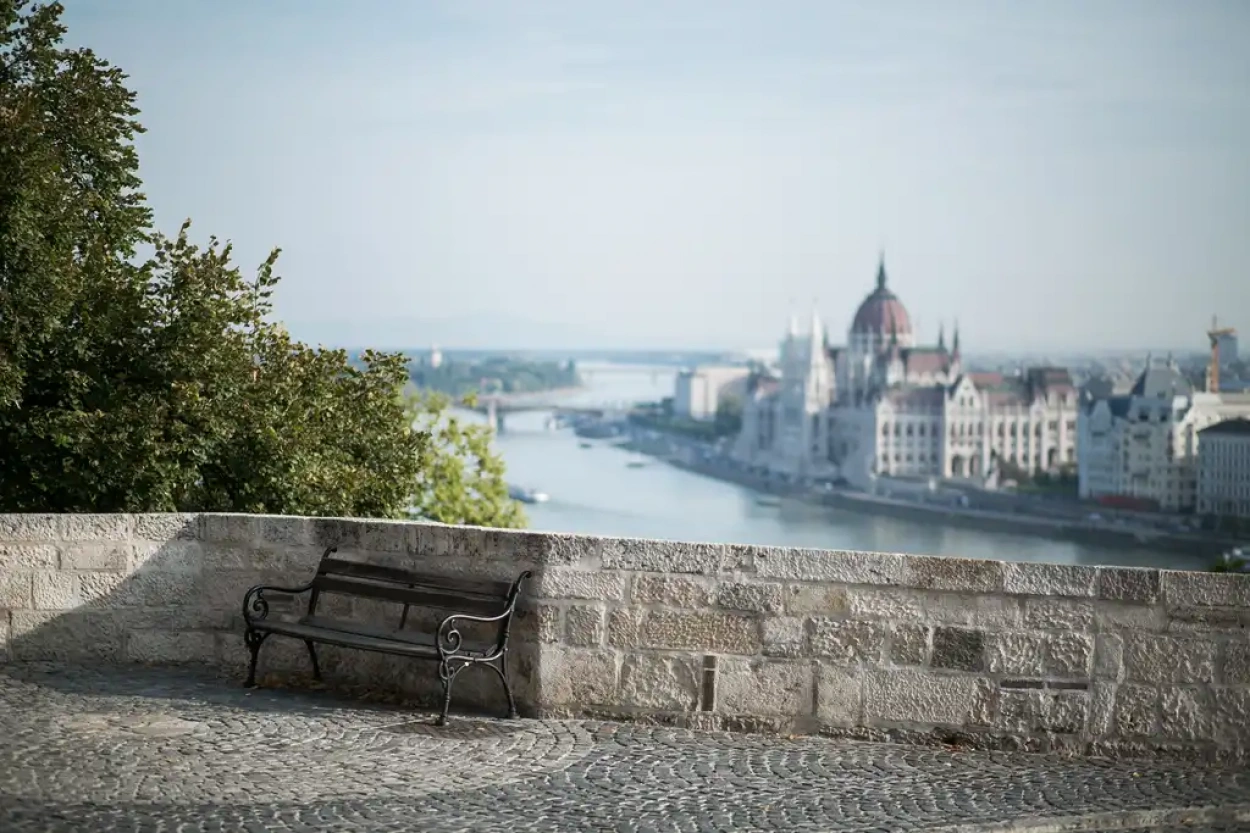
[62,0,1248,352]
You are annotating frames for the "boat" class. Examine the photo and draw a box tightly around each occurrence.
[508,485,550,504]
[625,456,647,469]
[754,496,782,508]
[579,442,592,449]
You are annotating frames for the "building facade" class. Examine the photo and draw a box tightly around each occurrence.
[673,365,751,422]
[732,258,1078,489]
[1197,419,1250,519]
[1078,365,1250,512]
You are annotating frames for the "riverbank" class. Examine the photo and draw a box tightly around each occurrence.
[619,434,1233,561]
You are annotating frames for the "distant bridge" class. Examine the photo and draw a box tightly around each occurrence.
[469,394,639,432]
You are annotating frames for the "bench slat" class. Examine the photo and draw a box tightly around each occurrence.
[317,558,514,599]
[312,575,506,617]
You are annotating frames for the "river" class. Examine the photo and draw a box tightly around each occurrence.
[477,364,1207,570]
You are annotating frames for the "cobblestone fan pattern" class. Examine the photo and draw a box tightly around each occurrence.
[1,666,1248,833]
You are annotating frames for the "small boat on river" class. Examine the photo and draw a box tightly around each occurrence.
[508,485,550,504]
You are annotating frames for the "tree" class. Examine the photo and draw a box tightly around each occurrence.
[714,395,744,437]
[0,2,523,525]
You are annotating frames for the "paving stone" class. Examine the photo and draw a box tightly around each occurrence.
[0,664,1248,833]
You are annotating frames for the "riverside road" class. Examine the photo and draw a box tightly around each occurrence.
[2,664,1248,833]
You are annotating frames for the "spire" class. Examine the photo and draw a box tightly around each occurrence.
[876,252,887,290]
[889,311,898,346]
[787,303,799,339]
[938,321,946,351]
[952,319,961,357]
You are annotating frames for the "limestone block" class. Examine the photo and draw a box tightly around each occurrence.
[59,514,130,542]
[606,608,644,647]
[717,658,813,717]
[1023,598,1095,632]
[1210,688,1250,746]
[260,516,313,548]
[8,610,124,661]
[987,632,1047,676]
[513,604,562,644]
[783,583,848,616]
[1096,567,1160,604]
[0,614,8,661]
[1094,601,1166,633]
[632,575,712,608]
[1088,682,1116,737]
[201,514,262,545]
[1093,633,1124,681]
[127,629,217,663]
[118,568,204,609]
[1002,562,1097,597]
[1224,641,1250,685]
[525,532,599,567]
[1158,687,1211,741]
[0,544,58,570]
[1162,570,1250,608]
[197,542,285,573]
[0,514,58,541]
[808,619,886,665]
[889,623,930,666]
[537,646,618,707]
[904,556,1003,593]
[1167,605,1250,631]
[1112,683,1158,737]
[754,549,906,586]
[995,689,1050,733]
[618,653,701,711]
[58,543,128,572]
[931,627,984,672]
[922,593,1022,629]
[863,669,994,727]
[565,605,605,647]
[1049,691,1090,734]
[715,581,783,613]
[536,568,627,601]
[762,617,807,658]
[1047,632,1094,678]
[1123,634,1216,684]
[601,538,722,574]
[132,513,200,542]
[846,588,925,621]
[637,610,760,654]
[0,572,33,609]
[816,664,862,725]
[33,572,80,610]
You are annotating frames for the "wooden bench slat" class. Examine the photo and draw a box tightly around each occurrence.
[312,575,506,617]
[317,558,513,599]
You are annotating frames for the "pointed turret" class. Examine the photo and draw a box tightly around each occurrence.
[952,320,961,358]
[938,321,946,351]
[876,252,887,290]
[808,303,824,359]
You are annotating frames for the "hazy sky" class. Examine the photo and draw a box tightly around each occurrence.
[62,0,1249,352]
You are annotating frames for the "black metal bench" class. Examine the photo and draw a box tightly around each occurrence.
[241,547,531,725]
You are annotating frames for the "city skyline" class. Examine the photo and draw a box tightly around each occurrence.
[63,0,1249,352]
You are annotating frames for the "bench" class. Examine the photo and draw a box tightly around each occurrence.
[241,547,532,725]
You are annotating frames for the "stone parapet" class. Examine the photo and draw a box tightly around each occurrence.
[2,513,1248,760]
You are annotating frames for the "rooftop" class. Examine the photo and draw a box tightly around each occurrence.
[1201,418,1250,436]
[2,663,1247,833]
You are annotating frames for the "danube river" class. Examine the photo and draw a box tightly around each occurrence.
[483,364,1204,570]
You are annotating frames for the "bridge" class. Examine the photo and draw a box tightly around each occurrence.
[470,394,639,433]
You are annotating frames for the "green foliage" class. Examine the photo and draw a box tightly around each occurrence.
[407,393,526,528]
[0,2,523,525]
[714,395,744,437]
[399,355,578,398]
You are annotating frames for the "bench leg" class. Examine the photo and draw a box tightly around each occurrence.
[489,657,518,720]
[437,661,465,727]
[304,640,322,681]
[243,630,269,688]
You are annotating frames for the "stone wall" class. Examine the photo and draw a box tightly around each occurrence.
[2,513,1248,760]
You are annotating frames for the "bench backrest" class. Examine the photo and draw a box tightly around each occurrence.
[307,550,528,640]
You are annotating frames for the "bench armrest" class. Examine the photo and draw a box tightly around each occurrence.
[243,582,314,626]
[436,608,515,660]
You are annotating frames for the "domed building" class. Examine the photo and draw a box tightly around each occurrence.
[732,255,1079,490]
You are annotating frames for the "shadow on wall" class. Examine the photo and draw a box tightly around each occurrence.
[0,514,557,719]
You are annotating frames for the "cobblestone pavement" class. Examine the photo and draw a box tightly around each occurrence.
[1,664,1247,833]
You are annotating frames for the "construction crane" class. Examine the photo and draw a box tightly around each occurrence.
[1207,315,1235,393]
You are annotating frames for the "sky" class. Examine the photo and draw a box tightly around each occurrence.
[59,0,1250,353]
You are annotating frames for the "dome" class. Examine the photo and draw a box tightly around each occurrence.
[850,257,912,337]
